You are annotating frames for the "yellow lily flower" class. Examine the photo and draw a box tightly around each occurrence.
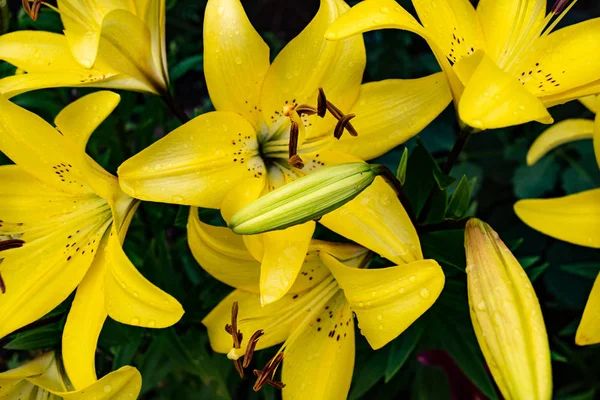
[514,94,600,345]
[0,92,184,389]
[190,211,444,399]
[118,0,451,305]
[0,352,141,399]
[325,0,600,130]
[465,219,552,400]
[0,0,168,98]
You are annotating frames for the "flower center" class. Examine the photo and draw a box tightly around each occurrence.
[257,88,360,190]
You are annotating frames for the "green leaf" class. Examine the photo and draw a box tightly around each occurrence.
[421,230,466,272]
[175,205,190,228]
[519,256,541,268]
[385,321,425,382]
[423,187,447,224]
[349,349,388,400]
[396,147,409,185]
[170,55,204,82]
[432,165,456,190]
[527,263,550,282]
[559,262,600,280]
[165,329,232,400]
[513,155,561,199]
[446,175,471,219]
[112,333,143,370]
[411,364,451,400]
[4,323,62,350]
[404,141,437,217]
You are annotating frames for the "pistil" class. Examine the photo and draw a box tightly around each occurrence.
[224,302,266,378]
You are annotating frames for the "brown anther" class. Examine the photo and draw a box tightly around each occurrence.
[253,352,285,392]
[325,100,344,120]
[551,0,571,14]
[22,0,44,21]
[282,103,296,117]
[288,155,305,169]
[317,88,327,118]
[0,239,25,252]
[243,329,264,368]
[288,120,304,169]
[229,301,243,349]
[0,271,5,294]
[234,360,245,378]
[295,104,318,116]
[333,113,356,140]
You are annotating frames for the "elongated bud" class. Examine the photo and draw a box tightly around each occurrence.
[229,163,380,234]
[465,219,552,400]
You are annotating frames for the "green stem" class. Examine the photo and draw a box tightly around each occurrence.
[161,91,190,124]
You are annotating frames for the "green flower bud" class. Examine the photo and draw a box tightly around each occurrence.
[230,163,381,235]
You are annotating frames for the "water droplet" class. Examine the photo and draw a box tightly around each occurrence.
[148,320,156,328]
[217,6,225,15]
[409,276,416,283]
[104,385,112,393]
[380,6,390,14]
[172,195,184,202]
[420,288,430,299]
[378,324,384,330]
[131,317,140,325]
[377,314,383,321]
[477,300,486,311]
[235,57,242,65]
[358,301,364,307]
[398,287,405,294]
[132,291,139,298]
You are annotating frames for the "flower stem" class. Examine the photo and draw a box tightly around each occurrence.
[161,91,190,124]
[442,125,475,174]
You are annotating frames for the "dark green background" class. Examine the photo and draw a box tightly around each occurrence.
[1,0,599,398]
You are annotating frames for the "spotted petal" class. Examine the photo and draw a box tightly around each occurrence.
[118,111,264,208]
[322,253,444,349]
[260,0,366,138]
[282,291,355,400]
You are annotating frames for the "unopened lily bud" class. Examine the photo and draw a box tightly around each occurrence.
[229,163,380,235]
[465,219,552,400]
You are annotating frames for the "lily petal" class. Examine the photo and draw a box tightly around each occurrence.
[515,18,600,102]
[576,272,600,345]
[260,0,365,137]
[314,151,422,264]
[58,366,141,399]
[476,0,545,63]
[99,9,166,93]
[54,91,122,200]
[322,253,444,349]
[202,289,296,354]
[188,208,262,293]
[579,95,597,113]
[540,79,600,108]
[412,0,484,62]
[204,0,270,127]
[324,0,464,103]
[0,94,93,194]
[0,195,111,339]
[220,177,266,224]
[514,189,600,248]
[62,233,110,389]
[334,73,451,160]
[526,119,595,165]
[282,291,355,400]
[118,111,264,208]
[595,112,600,169]
[105,229,184,328]
[459,54,553,129]
[142,0,169,86]
[0,352,53,380]
[259,222,316,305]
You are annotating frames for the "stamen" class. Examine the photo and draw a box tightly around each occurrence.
[288,120,303,168]
[225,302,245,378]
[253,352,285,391]
[0,239,25,294]
[22,0,44,21]
[334,114,356,140]
[551,0,571,14]
[295,104,318,116]
[242,330,264,368]
[317,88,327,118]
